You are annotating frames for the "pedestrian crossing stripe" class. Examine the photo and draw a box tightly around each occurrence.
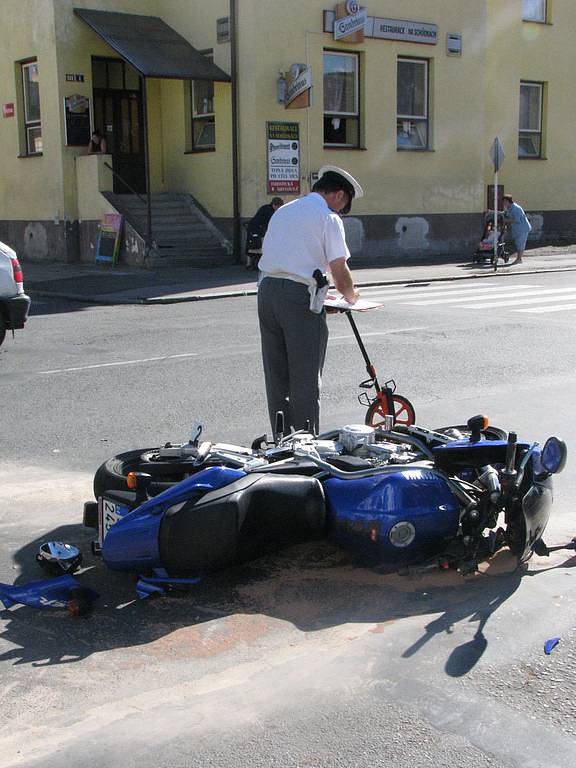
[514,303,576,313]
[355,282,576,314]
[406,288,576,309]
[359,282,535,300]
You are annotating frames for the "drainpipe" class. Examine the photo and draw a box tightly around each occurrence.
[230,0,241,263]
[141,76,153,251]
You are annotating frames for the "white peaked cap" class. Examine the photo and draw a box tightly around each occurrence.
[318,165,364,198]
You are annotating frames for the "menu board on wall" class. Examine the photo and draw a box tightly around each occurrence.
[267,122,300,195]
[64,94,91,146]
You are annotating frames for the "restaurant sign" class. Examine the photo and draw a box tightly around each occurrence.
[324,10,438,45]
[285,64,313,109]
[334,2,368,42]
[267,122,300,194]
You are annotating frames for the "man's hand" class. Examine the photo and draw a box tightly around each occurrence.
[330,258,358,304]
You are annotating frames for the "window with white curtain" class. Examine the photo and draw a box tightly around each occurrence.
[522,0,546,22]
[518,82,544,158]
[21,60,42,155]
[397,58,429,150]
[323,51,360,147]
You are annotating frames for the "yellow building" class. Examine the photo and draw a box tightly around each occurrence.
[0,0,572,265]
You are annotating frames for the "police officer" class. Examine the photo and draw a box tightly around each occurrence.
[257,166,363,435]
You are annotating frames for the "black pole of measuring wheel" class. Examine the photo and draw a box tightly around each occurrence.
[345,311,372,372]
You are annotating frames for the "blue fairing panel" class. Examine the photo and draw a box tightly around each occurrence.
[324,469,460,565]
[102,466,246,571]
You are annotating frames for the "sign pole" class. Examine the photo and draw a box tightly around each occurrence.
[493,166,498,272]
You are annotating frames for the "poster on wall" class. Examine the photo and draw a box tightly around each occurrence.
[64,94,91,146]
[267,122,300,194]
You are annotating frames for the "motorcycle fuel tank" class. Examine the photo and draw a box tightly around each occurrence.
[324,468,461,567]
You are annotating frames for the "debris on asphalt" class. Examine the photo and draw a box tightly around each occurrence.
[544,636,561,655]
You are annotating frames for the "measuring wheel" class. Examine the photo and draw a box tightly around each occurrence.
[365,394,416,428]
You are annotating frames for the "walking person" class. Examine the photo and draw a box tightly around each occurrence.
[257,166,363,435]
[503,194,531,265]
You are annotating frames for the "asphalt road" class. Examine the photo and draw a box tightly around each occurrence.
[0,270,575,767]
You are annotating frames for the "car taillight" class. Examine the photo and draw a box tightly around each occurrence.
[10,256,23,285]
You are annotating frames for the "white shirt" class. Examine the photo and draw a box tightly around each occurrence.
[259,193,350,279]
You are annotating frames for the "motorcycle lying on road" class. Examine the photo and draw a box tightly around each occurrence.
[83,415,570,579]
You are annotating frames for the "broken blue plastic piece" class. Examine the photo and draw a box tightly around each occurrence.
[0,575,99,613]
[544,636,561,655]
[136,570,204,600]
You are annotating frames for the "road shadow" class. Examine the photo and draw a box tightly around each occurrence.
[2,523,574,672]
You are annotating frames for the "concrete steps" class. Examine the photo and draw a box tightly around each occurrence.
[104,192,233,267]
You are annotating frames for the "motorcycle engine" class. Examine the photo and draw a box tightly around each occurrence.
[338,424,419,465]
[339,424,375,454]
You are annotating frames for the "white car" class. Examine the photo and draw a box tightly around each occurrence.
[0,241,31,348]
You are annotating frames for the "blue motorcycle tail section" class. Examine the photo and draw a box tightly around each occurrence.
[324,468,460,566]
[102,467,246,571]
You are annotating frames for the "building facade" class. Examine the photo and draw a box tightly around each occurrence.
[0,0,572,265]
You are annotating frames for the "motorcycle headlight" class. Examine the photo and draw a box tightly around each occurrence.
[541,436,567,475]
[389,521,416,548]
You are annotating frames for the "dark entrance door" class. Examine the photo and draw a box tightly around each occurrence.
[92,57,146,194]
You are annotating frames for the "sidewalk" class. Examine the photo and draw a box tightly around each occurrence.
[23,244,576,306]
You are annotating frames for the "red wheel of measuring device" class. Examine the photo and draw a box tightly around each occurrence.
[365,394,416,428]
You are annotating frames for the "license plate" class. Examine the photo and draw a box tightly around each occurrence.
[99,497,129,545]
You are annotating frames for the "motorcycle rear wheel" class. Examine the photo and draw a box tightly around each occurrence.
[93,448,202,500]
[433,424,508,441]
[365,394,416,428]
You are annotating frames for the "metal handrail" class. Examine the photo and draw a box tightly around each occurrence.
[103,162,152,247]
[103,163,148,206]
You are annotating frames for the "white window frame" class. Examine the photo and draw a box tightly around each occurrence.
[522,0,547,22]
[518,81,543,158]
[323,51,360,148]
[21,60,42,155]
[396,58,429,151]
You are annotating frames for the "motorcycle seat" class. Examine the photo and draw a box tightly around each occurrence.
[159,473,326,574]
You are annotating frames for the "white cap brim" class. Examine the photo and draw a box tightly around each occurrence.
[318,165,364,199]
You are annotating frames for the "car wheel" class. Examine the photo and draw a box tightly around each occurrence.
[0,317,6,348]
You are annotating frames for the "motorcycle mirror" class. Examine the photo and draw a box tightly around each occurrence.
[541,436,567,475]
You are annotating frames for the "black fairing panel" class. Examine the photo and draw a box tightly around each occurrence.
[159,473,325,574]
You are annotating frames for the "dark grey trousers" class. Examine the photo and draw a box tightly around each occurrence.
[258,277,328,435]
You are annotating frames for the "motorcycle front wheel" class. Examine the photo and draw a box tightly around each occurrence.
[365,394,416,428]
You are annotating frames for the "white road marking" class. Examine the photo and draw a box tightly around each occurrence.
[513,303,576,314]
[358,283,536,300]
[39,352,198,375]
[330,326,427,341]
[405,286,576,306]
[461,290,576,309]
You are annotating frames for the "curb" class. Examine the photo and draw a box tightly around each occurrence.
[29,264,576,307]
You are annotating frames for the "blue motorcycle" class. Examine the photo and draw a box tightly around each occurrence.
[83,415,568,578]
